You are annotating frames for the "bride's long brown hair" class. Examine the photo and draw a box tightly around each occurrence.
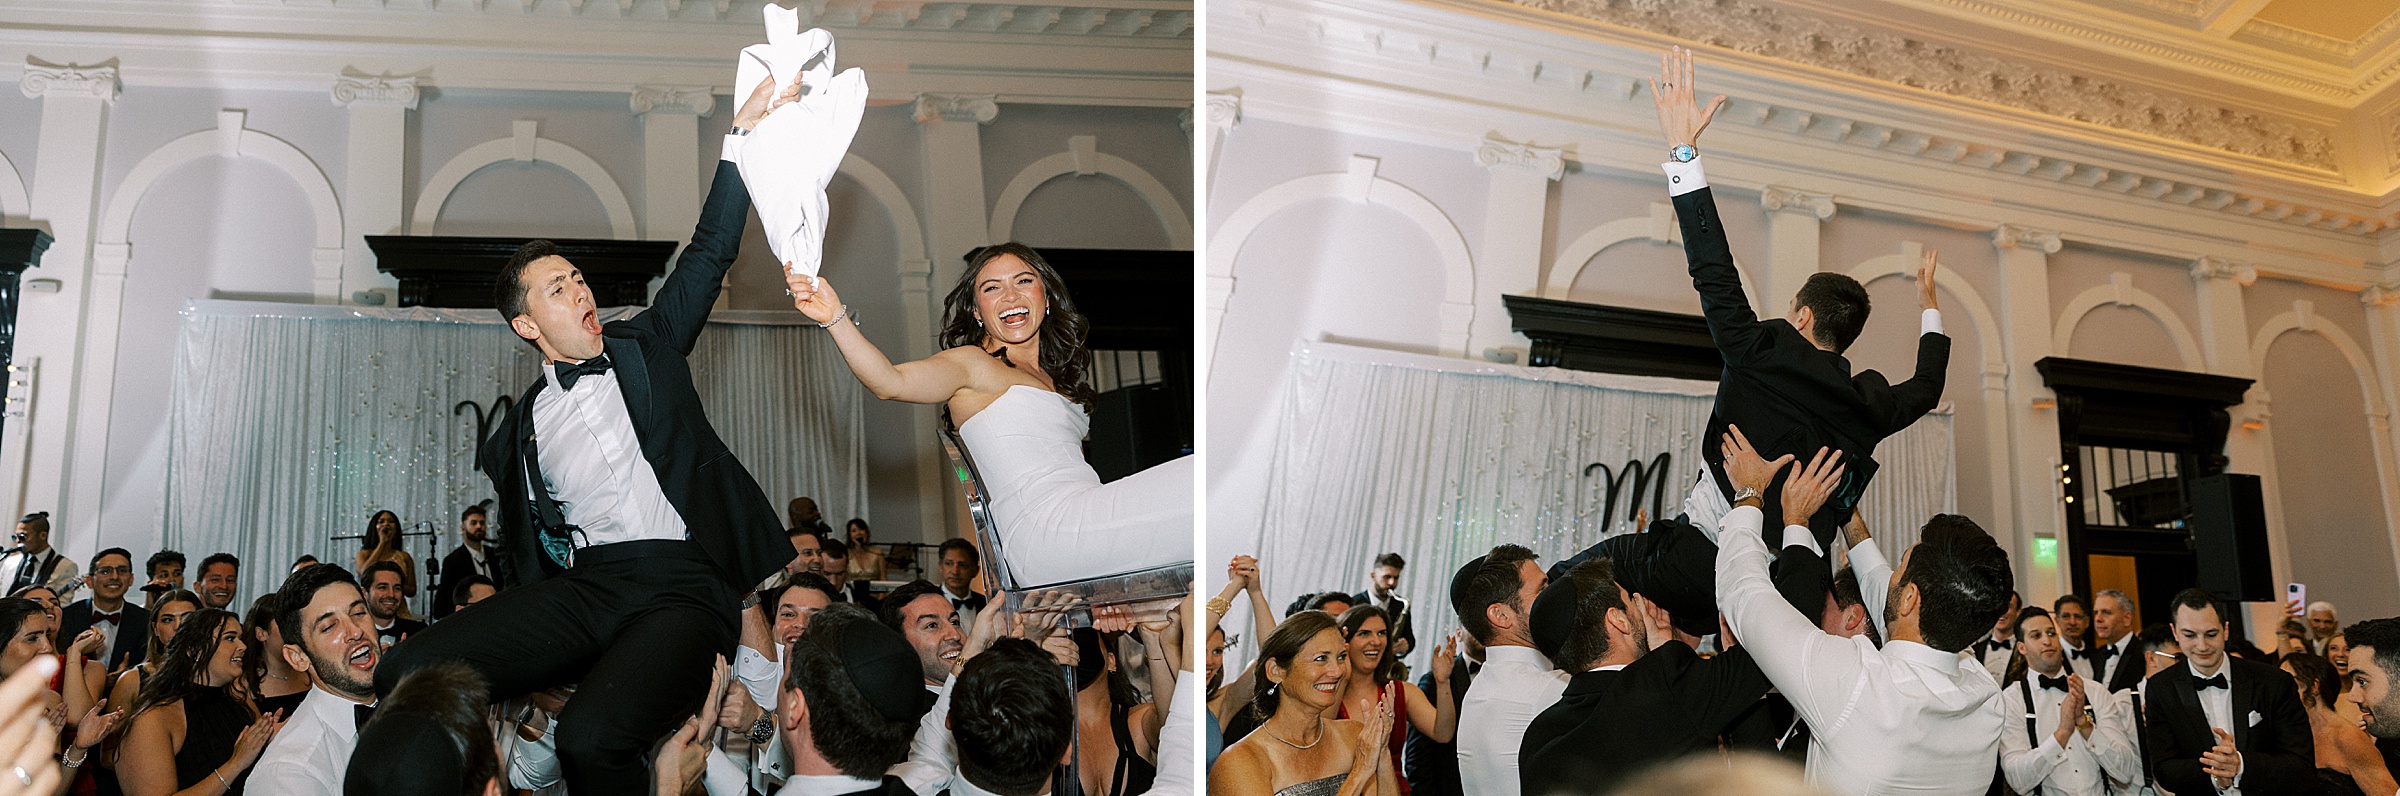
[938,243,1096,407]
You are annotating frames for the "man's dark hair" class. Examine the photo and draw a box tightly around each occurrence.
[448,575,496,607]
[2012,606,2052,639]
[879,580,946,630]
[1897,514,2013,652]
[1453,544,1538,645]
[293,555,319,568]
[351,662,501,796]
[1553,559,1624,673]
[93,547,131,568]
[937,538,979,564]
[784,603,916,777]
[146,550,186,578]
[1794,272,1872,352]
[494,239,560,323]
[2345,618,2400,684]
[2168,588,2224,625]
[1305,592,1353,613]
[952,637,1075,796]
[821,537,850,559]
[1831,568,1880,646]
[1374,552,1406,570]
[789,572,840,603]
[2053,594,2089,615]
[362,560,405,587]
[2136,622,2175,654]
[200,552,240,574]
[276,564,361,646]
[460,504,486,521]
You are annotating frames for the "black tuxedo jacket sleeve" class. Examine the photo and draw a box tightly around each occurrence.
[2142,657,2314,796]
[431,546,481,619]
[1672,186,1950,533]
[1520,642,1774,796]
[479,160,787,594]
[57,600,148,670]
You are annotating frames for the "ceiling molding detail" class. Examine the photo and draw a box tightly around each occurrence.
[1506,0,2338,169]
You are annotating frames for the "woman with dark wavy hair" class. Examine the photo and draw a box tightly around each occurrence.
[786,242,1192,586]
[350,510,417,608]
[114,608,284,796]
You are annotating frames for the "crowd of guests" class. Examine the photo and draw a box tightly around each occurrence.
[1204,439,2400,796]
[0,492,1194,796]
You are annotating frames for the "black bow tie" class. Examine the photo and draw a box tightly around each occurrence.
[2078,645,2115,662]
[355,704,377,729]
[553,355,614,390]
[2037,674,2071,692]
[2194,673,2228,690]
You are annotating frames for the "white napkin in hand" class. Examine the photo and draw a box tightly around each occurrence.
[735,7,868,278]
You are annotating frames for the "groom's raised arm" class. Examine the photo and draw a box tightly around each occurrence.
[629,158,752,355]
[1649,46,1767,363]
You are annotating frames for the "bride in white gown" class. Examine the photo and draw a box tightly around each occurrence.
[784,243,1192,587]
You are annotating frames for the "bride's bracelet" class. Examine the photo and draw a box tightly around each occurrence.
[819,304,852,329]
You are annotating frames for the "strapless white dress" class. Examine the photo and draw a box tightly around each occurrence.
[956,385,1193,586]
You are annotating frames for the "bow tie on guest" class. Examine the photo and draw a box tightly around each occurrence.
[2077,645,2116,665]
[2194,673,2229,691]
[356,704,377,729]
[91,611,119,626]
[553,355,615,390]
[1976,637,2013,657]
[2037,674,2072,692]
[952,592,987,612]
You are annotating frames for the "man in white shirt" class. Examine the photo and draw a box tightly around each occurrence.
[947,636,1074,796]
[1968,593,2020,679]
[1717,430,2014,795]
[1998,606,2142,796]
[251,564,382,796]
[0,512,76,595]
[1450,544,1566,796]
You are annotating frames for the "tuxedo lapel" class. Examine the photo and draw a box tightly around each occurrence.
[2230,662,2256,749]
[603,335,654,430]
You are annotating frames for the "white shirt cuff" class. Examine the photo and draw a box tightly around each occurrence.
[1848,538,1888,574]
[2034,734,2065,759]
[1780,525,1819,557]
[1922,308,1944,336]
[722,133,746,165]
[1662,156,1708,197]
[1721,503,1764,537]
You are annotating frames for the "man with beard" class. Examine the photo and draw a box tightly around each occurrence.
[881,580,962,690]
[2143,588,2312,796]
[2341,617,2400,785]
[1718,432,2014,794]
[196,552,240,611]
[252,564,382,795]
[1998,607,2140,796]
[1519,557,1770,795]
[432,504,497,619]
[363,561,425,648]
[1451,544,1565,796]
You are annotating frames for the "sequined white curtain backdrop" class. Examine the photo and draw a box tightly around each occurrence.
[164,300,864,609]
[1226,341,1954,670]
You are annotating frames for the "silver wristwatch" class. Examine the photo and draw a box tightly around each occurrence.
[748,717,775,746]
[1729,485,1760,504]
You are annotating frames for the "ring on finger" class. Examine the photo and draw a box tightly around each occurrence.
[11,766,30,786]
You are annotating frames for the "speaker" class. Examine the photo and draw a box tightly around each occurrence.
[2188,473,2272,602]
[1084,383,1192,483]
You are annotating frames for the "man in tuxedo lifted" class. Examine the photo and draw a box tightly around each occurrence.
[1651,46,1950,546]
[2144,588,2312,795]
[373,74,803,796]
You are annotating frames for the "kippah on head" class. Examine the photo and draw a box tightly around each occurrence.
[1529,576,1586,664]
[346,713,466,796]
[840,617,938,724]
[1448,554,1488,619]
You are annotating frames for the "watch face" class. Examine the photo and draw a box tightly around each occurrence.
[1672,144,1697,162]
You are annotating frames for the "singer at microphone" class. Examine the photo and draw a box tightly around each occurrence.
[0,511,77,596]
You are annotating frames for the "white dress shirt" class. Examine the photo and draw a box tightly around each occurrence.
[1999,668,2142,796]
[1717,505,2006,795]
[942,584,983,640]
[531,363,689,550]
[249,685,369,796]
[1453,644,1569,796]
[77,600,124,659]
[2186,661,2245,794]
[1137,675,1199,796]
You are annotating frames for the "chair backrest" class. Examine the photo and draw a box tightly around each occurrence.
[937,406,1015,591]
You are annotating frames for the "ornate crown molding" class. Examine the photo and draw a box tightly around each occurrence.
[1505,0,2336,169]
[1208,90,1243,137]
[2363,282,2400,308]
[331,73,420,109]
[2189,256,2259,286]
[1760,185,1835,220]
[630,85,715,116]
[1475,134,1565,180]
[914,93,1000,124]
[1991,223,2061,253]
[20,60,119,102]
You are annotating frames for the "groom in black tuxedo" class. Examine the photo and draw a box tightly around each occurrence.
[2144,588,2312,795]
[374,75,801,796]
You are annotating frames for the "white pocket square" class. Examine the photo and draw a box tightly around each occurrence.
[2248,710,2263,727]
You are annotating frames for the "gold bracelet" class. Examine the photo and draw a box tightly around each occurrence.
[1206,597,1232,616]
